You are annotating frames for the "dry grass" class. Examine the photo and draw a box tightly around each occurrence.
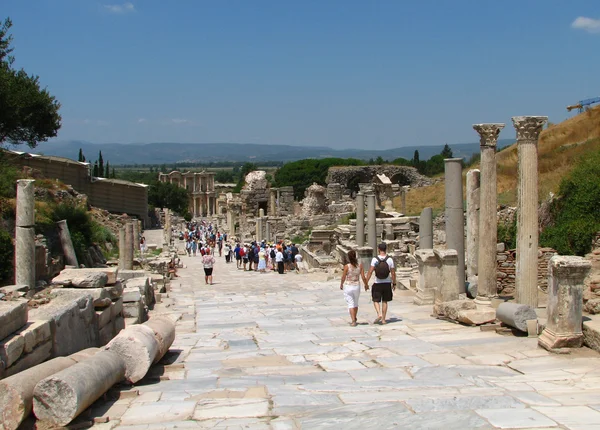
[398,105,600,214]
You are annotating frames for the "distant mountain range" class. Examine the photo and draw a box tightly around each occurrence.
[29,139,515,165]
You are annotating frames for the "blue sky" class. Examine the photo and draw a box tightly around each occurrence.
[3,1,600,149]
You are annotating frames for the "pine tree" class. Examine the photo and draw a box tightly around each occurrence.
[105,161,110,178]
[111,167,116,178]
[441,143,453,159]
[78,148,84,162]
[93,161,99,177]
[98,151,104,175]
[412,150,420,167]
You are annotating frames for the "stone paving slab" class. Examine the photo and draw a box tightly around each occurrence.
[84,234,600,429]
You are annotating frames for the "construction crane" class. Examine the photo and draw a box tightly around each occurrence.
[566,97,600,113]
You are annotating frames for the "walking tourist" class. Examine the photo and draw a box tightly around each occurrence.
[339,250,368,326]
[202,247,215,285]
[364,242,396,324]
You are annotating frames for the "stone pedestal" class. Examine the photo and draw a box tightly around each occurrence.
[366,192,376,254]
[124,223,134,270]
[419,207,433,249]
[513,116,547,307]
[414,249,440,305]
[434,249,460,305]
[466,169,480,279]
[473,123,505,305]
[15,180,36,289]
[539,256,592,351]
[444,158,465,293]
[356,192,365,246]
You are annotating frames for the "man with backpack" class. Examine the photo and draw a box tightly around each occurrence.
[364,242,396,325]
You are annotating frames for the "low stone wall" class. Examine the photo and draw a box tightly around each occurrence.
[496,246,556,295]
[299,246,339,270]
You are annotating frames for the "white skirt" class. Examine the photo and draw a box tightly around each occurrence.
[343,285,361,308]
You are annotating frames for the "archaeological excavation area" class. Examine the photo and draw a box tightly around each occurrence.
[1,116,600,429]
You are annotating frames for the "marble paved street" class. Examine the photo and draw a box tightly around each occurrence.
[95,245,600,429]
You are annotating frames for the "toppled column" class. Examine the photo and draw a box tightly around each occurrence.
[474,123,505,305]
[124,222,134,270]
[414,249,439,305]
[496,302,537,332]
[15,179,36,289]
[366,192,377,253]
[104,324,159,383]
[356,192,365,246]
[434,249,460,304]
[118,226,126,270]
[144,316,176,363]
[539,256,591,351]
[0,348,98,430]
[513,116,547,307]
[56,219,79,267]
[444,158,465,293]
[419,207,433,249]
[32,350,125,427]
[465,169,480,279]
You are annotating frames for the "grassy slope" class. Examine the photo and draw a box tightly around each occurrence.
[398,106,600,215]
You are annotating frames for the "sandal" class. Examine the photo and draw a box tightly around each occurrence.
[373,316,382,324]
[351,321,357,327]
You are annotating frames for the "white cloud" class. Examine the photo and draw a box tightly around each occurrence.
[103,2,135,14]
[571,16,600,33]
[171,118,190,124]
[82,119,109,126]
[137,118,147,123]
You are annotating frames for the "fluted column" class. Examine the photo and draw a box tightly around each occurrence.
[444,158,465,293]
[513,116,547,307]
[473,123,505,305]
[366,192,377,253]
[356,192,365,246]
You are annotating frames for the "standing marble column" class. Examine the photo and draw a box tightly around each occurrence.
[256,217,263,242]
[270,190,277,216]
[465,169,480,279]
[356,192,365,246]
[444,158,466,293]
[119,227,126,270]
[513,116,547,307]
[474,122,505,305]
[265,221,271,243]
[132,220,140,255]
[57,220,79,267]
[15,179,36,288]
[419,207,433,249]
[124,223,134,270]
[366,192,377,253]
[401,187,407,214]
[539,256,591,350]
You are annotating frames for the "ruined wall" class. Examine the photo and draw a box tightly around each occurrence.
[496,246,556,295]
[326,165,432,191]
[5,151,150,227]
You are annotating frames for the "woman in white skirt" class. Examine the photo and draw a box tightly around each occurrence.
[340,250,368,326]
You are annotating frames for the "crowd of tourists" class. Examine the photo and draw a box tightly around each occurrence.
[178,222,395,327]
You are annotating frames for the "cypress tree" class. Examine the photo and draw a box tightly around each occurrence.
[98,151,104,175]
[105,161,110,178]
[93,161,99,177]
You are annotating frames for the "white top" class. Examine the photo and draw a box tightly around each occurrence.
[371,254,395,283]
[294,254,302,262]
[275,251,284,262]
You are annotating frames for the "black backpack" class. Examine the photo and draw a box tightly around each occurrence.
[270,249,276,259]
[374,256,391,279]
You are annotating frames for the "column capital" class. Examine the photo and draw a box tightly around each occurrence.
[473,123,505,148]
[511,116,548,141]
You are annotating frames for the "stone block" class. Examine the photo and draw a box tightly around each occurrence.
[585,298,600,315]
[122,287,142,303]
[115,316,125,334]
[118,269,148,281]
[0,299,28,341]
[51,269,108,289]
[583,318,600,353]
[71,267,118,285]
[20,320,52,354]
[0,334,25,369]
[457,309,497,325]
[123,299,146,323]
[112,298,123,319]
[29,291,97,357]
[5,340,53,378]
[126,277,154,306]
[99,321,115,346]
[96,305,113,329]
[436,300,476,320]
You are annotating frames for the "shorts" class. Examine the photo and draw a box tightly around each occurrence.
[243,257,249,264]
[343,285,360,308]
[236,255,241,261]
[372,283,393,302]
[204,268,213,276]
